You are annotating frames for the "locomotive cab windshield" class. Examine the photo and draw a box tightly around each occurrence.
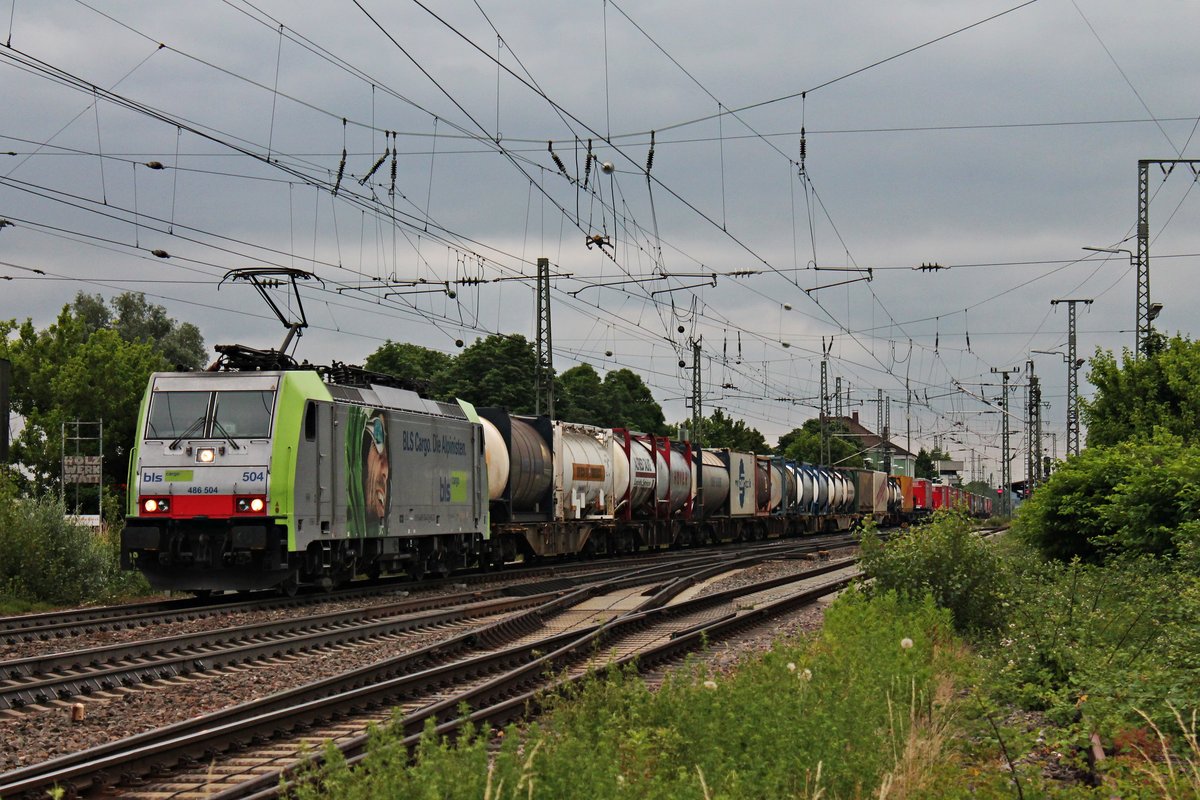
[148,388,275,443]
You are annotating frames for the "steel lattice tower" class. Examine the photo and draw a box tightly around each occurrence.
[992,366,1020,515]
[1052,298,1092,456]
[1137,161,1151,357]
[534,257,554,417]
[691,337,703,519]
[820,358,830,467]
[1134,159,1200,355]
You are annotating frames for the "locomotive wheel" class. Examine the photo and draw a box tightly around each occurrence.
[278,572,300,597]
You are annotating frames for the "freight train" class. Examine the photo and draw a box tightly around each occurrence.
[121,358,991,594]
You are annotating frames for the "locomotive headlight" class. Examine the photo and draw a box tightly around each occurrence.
[197,448,216,463]
[144,499,158,513]
[236,496,266,513]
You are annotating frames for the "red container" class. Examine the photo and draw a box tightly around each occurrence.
[912,478,931,510]
[932,484,950,510]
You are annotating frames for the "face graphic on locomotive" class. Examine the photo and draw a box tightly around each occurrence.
[347,406,390,536]
[364,412,389,523]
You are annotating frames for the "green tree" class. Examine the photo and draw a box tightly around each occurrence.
[777,419,864,467]
[961,479,992,497]
[601,368,667,433]
[1015,431,1200,562]
[913,447,950,480]
[440,334,538,414]
[1082,334,1200,448]
[0,307,170,492]
[689,408,768,451]
[365,341,453,396]
[73,292,206,370]
[556,363,608,426]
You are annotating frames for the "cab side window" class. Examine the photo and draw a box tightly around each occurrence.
[304,401,317,441]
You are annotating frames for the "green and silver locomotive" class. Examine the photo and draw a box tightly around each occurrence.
[122,365,489,594]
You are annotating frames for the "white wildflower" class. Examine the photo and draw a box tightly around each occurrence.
[786,662,797,672]
[900,637,914,650]
[801,668,813,681]
[703,680,718,690]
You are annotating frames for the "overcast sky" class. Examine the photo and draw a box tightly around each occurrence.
[3,0,1199,483]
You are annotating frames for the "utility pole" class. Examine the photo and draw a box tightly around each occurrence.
[819,339,832,466]
[690,336,703,519]
[884,395,892,475]
[906,382,912,467]
[876,389,884,472]
[690,337,702,445]
[534,257,554,417]
[834,376,842,419]
[1051,298,1092,456]
[1134,160,1200,355]
[1033,377,1043,487]
[991,366,1021,516]
[1024,359,1042,495]
[1137,160,1150,357]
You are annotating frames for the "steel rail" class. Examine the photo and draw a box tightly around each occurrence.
[0,544,846,797]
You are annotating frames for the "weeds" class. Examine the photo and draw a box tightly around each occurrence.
[858,510,1011,634]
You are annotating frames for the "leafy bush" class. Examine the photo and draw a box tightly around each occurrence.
[981,538,1200,762]
[0,478,148,606]
[858,511,1011,634]
[1015,431,1200,563]
[1083,334,1200,448]
[289,590,959,799]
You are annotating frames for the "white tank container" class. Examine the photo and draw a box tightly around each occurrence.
[786,464,800,509]
[800,467,814,508]
[692,449,730,515]
[611,437,657,513]
[654,444,692,514]
[496,416,554,509]
[556,422,613,518]
[770,462,786,512]
[816,469,830,510]
[480,416,509,501]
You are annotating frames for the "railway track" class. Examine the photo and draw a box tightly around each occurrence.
[0,544,832,712]
[0,543,859,798]
[0,535,852,648]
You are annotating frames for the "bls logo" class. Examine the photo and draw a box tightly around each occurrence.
[142,472,163,483]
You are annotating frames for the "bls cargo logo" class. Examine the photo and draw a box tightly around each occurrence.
[735,460,753,506]
[142,470,193,483]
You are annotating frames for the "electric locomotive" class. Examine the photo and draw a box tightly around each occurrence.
[122,357,488,594]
